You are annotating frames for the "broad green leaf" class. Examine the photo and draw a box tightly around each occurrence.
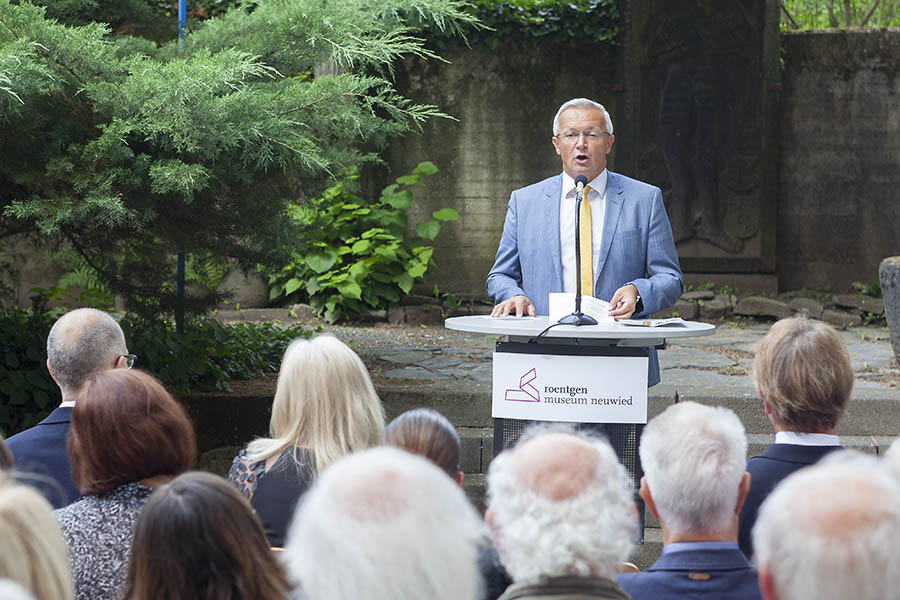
[396,174,419,185]
[433,208,459,221]
[408,262,427,278]
[413,161,439,175]
[394,273,414,294]
[285,278,303,295]
[416,219,440,240]
[351,239,372,254]
[306,251,338,273]
[338,281,363,300]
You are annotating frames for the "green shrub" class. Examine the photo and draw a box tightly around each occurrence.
[0,304,58,437]
[0,304,313,436]
[265,162,458,322]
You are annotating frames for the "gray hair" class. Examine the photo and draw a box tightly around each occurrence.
[46,308,127,395]
[883,437,900,481]
[640,402,747,535]
[552,98,614,136]
[487,428,635,581]
[753,452,900,600]
[284,447,485,600]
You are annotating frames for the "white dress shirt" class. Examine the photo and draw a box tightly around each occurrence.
[775,431,841,446]
[559,170,608,294]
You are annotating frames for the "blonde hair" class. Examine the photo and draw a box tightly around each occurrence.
[0,475,74,600]
[753,315,853,433]
[244,335,384,472]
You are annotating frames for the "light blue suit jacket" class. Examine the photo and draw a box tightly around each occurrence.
[486,172,683,386]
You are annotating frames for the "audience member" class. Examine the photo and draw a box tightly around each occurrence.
[285,447,485,600]
[227,334,384,546]
[486,428,635,600]
[382,408,512,600]
[616,402,761,599]
[6,308,131,507]
[738,315,852,558]
[0,474,74,600]
[754,453,900,600]
[122,471,291,600]
[57,369,196,600]
[383,408,463,483]
[0,434,12,470]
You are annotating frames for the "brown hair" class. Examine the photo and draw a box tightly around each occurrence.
[753,315,854,433]
[382,408,460,479]
[68,369,197,495]
[122,471,291,600]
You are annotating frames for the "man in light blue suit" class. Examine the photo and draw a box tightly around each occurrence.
[486,98,682,386]
[616,402,762,600]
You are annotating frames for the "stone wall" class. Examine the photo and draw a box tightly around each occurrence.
[778,30,900,290]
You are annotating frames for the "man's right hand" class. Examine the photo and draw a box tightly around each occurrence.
[490,295,536,318]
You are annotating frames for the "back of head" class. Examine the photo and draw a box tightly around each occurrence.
[639,401,747,535]
[753,315,853,432]
[382,408,460,479]
[0,475,74,600]
[753,452,900,600]
[123,471,290,600]
[486,428,636,581]
[249,334,384,471]
[47,308,127,396]
[68,369,197,495]
[285,447,485,600]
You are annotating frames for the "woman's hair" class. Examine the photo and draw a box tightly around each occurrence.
[382,408,461,479]
[244,335,384,472]
[0,474,74,600]
[122,471,291,600]
[68,369,197,495]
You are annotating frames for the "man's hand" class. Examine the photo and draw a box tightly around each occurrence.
[608,284,639,320]
[491,295,536,318]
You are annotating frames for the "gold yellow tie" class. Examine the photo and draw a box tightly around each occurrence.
[578,185,593,296]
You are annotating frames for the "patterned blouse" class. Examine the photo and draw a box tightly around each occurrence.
[56,482,154,600]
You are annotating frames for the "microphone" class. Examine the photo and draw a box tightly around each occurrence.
[574,175,587,200]
[558,174,597,326]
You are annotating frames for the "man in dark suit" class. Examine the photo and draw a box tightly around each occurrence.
[737,315,853,559]
[616,401,761,600]
[6,308,131,508]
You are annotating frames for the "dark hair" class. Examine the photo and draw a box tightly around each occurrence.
[0,435,12,470]
[382,408,460,478]
[122,471,292,600]
[68,369,196,495]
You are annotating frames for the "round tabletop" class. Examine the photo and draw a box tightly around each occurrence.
[444,315,715,342]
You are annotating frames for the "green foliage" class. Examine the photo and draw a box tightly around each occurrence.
[121,314,313,395]
[428,0,619,47]
[0,303,58,437]
[852,279,882,298]
[265,161,457,322]
[0,0,477,316]
[781,0,900,29]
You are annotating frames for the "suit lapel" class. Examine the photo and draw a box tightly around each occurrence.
[544,175,563,289]
[595,171,624,283]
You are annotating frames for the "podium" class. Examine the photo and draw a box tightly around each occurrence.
[445,315,715,541]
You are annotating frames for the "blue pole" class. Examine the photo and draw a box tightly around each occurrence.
[176,0,187,335]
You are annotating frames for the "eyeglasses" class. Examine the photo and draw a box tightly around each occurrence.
[117,354,137,369]
[554,130,610,142]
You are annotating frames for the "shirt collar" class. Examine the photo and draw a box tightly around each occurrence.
[562,170,608,198]
[59,400,76,408]
[775,431,841,446]
[661,541,739,555]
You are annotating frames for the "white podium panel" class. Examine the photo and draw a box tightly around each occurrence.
[492,352,648,424]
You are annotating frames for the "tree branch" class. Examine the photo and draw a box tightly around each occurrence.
[780,1,801,29]
[860,0,882,26]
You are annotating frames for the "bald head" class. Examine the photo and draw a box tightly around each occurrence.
[487,429,636,581]
[47,308,127,397]
[285,447,485,600]
[513,432,598,501]
[754,453,900,600]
